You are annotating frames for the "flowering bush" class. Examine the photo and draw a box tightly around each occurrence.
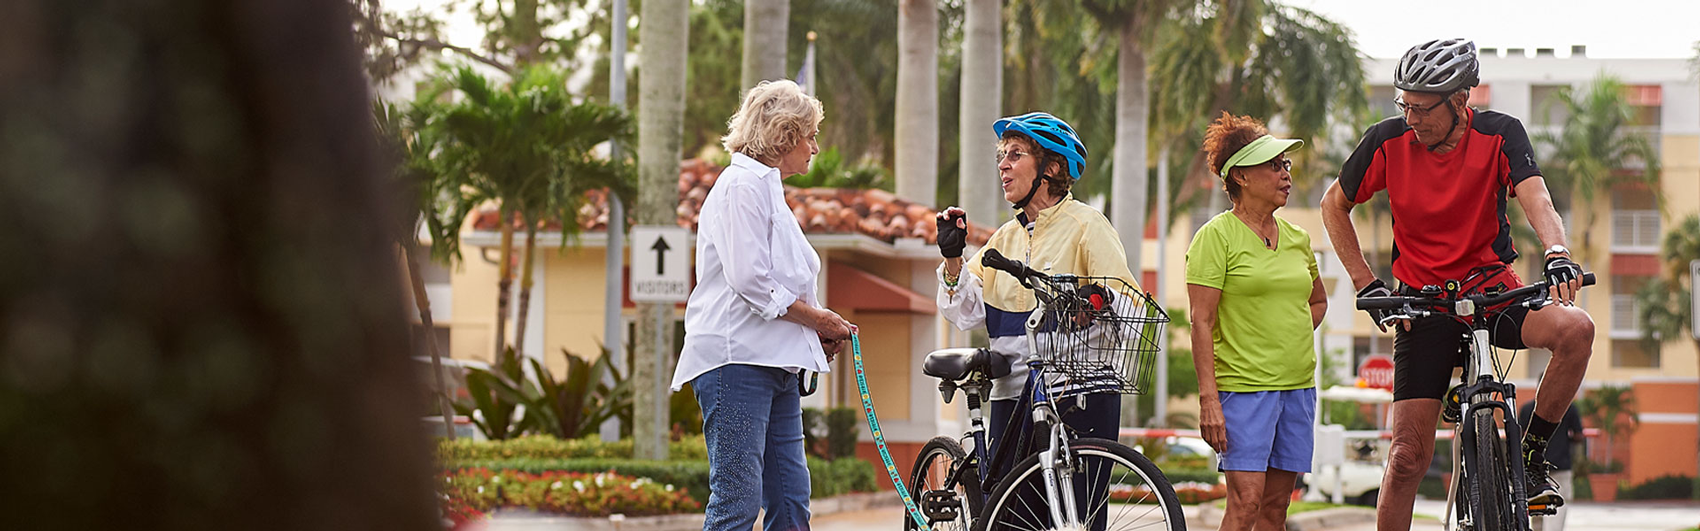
[441,468,702,516]
[439,435,709,462]
[1109,481,1227,505]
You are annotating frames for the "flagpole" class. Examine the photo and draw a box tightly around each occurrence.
[804,31,817,98]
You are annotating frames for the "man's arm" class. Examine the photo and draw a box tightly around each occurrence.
[1513,176,1583,303]
[1513,176,1569,253]
[1321,181,1377,291]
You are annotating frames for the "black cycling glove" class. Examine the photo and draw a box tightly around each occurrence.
[1357,278,1394,333]
[1543,255,1581,287]
[937,210,967,259]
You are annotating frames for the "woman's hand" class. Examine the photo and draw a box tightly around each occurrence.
[812,308,850,339]
[936,207,968,259]
[1199,394,1227,454]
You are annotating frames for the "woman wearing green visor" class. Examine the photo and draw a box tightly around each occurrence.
[1185,112,1328,531]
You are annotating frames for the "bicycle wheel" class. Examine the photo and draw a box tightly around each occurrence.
[1465,408,1512,531]
[907,436,982,531]
[976,437,1184,531]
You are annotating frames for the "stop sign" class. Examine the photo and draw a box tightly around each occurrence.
[1358,354,1395,391]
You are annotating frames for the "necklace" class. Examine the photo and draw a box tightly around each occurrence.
[1234,209,1276,249]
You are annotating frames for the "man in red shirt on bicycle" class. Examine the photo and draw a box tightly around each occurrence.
[1320,38,1593,531]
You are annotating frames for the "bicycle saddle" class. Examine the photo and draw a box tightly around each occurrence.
[922,348,1012,381]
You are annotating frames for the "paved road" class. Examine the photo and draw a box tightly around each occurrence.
[811,498,1700,531]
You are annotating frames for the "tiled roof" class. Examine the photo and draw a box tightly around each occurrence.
[472,158,993,246]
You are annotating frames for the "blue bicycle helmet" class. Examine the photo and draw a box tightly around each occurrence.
[993,112,1088,180]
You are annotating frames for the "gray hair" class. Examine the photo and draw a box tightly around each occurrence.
[721,80,824,162]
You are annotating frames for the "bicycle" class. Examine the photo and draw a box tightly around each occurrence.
[1356,270,1594,531]
[905,248,1185,531]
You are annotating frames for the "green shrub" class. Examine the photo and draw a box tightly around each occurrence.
[1157,455,1211,470]
[1574,473,1593,501]
[1619,474,1694,500]
[442,468,700,516]
[809,457,880,497]
[446,459,713,504]
[443,456,877,504]
[438,434,707,462]
[825,408,861,459]
[1160,467,1222,485]
[802,408,826,458]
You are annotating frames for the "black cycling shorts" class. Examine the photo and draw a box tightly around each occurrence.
[1392,304,1530,401]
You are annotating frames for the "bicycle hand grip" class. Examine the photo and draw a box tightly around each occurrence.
[1582,272,1596,286]
[980,248,1031,280]
[1356,297,1409,311]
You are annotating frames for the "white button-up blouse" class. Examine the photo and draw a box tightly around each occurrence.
[670,153,830,391]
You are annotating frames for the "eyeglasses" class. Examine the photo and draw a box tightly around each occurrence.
[1394,97,1447,118]
[1266,157,1292,173]
[994,150,1029,165]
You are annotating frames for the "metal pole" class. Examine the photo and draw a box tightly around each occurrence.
[1154,144,1169,426]
[600,0,629,442]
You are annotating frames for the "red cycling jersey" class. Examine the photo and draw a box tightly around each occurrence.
[1337,109,1541,291]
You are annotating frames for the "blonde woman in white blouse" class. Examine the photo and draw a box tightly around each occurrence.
[671,79,854,531]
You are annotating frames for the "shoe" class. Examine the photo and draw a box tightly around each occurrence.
[1524,461,1565,509]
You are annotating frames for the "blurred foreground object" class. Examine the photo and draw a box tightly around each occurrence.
[0,1,440,529]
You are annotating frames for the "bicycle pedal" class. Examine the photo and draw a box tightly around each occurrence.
[1528,503,1558,516]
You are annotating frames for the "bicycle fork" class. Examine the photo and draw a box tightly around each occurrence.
[1034,401,1085,528]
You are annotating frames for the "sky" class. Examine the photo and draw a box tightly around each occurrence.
[389,0,1700,60]
[1293,0,1700,59]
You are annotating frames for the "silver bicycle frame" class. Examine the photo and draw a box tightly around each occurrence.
[1023,292,1082,528]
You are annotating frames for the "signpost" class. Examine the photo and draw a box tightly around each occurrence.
[1358,354,1395,391]
[630,226,691,302]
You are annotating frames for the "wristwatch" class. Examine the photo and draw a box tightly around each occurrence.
[1544,245,1570,258]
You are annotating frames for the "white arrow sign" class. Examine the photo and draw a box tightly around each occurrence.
[630,226,692,302]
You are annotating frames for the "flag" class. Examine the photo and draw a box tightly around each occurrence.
[795,31,817,98]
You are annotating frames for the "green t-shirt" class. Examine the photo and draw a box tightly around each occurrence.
[1184,211,1319,392]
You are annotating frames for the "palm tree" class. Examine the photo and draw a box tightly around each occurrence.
[505,70,633,361]
[635,0,690,461]
[1577,385,1640,469]
[896,0,939,206]
[1636,215,1699,350]
[373,98,463,438]
[1080,0,1178,274]
[433,66,632,361]
[1150,0,1368,211]
[1535,74,1663,261]
[957,0,1002,222]
[742,0,790,89]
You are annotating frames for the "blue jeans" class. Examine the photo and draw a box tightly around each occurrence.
[692,364,811,531]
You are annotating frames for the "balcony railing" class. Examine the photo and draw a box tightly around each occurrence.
[1612,210,1661,253]
[1610,293,1643,338]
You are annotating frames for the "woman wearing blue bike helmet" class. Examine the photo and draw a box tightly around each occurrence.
[935,111,1142,464]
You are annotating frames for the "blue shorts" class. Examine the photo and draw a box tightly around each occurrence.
[1218,388,1316,473]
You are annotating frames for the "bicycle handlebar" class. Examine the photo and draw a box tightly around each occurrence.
[981,248,1046,284]
[1355,273,1595,312]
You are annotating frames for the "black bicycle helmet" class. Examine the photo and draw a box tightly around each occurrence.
[1393,38,1480,94]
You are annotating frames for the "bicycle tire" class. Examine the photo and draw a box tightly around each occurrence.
[1466,408,1512,531]
[907,436,982,531]
[975,437,1184,531]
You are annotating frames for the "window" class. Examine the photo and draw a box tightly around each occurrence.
[1611,188,1661,252]
[410,324,452,359]
[1610,339,1660,368]
[1610,275,1651,338]
[1370,86,1399,121]
[1530,85,1571,127]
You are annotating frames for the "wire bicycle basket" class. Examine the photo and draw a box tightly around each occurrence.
[1033,276,1169,396]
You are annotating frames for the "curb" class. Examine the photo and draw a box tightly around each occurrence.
[481,492,898,531]
[1285,507,1377,531]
